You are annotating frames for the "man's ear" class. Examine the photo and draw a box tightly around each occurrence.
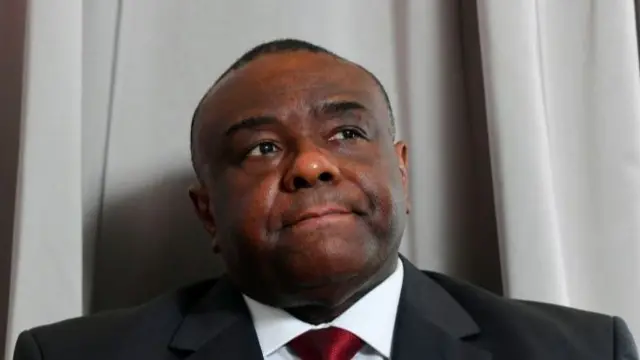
[394,141,411,214]
[188,183,220,253]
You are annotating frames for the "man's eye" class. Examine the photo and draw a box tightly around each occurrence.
[329,129,364,141]
[246,142,280,157]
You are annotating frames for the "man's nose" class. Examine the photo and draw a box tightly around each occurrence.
[283,147,341,191]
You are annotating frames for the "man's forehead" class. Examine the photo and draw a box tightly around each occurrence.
[201,51,384,118]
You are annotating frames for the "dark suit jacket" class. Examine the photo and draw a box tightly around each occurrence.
[13,259,638,360]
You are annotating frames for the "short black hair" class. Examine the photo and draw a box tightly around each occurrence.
[190,38,395,178]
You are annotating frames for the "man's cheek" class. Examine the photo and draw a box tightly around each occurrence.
[236,181,279,222]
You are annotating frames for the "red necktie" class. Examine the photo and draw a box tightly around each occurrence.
[288,326,364,360]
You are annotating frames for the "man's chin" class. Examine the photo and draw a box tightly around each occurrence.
[287,271,361,290]
[275,273,369,309]
[273,250,372,288]
[272,258,382,305]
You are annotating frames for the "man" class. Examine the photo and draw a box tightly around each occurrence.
[14,39,638,360]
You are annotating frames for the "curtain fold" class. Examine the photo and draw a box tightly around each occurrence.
[5,1,83,358]
[477,0,571,305]
[397,0,503,294]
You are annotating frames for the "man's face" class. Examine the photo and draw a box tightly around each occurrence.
[190,51,409,308]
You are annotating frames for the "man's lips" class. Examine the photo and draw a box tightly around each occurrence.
[283,205,354,229]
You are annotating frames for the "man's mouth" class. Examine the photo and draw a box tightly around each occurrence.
[284,205,354,229]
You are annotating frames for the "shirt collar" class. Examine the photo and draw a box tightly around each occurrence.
[243,259,404,358]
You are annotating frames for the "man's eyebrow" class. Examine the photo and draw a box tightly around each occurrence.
[224,116,279,137]
[314,100,368,116]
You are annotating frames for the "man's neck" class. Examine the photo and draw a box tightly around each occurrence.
[284,256,399,325]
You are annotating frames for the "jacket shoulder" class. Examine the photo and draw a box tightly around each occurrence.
[425,271,631,358]
[17,279,217,360]
[425,270,612,321]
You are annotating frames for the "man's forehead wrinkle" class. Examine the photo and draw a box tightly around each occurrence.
[205,88,379,130]
[203,76,379,120]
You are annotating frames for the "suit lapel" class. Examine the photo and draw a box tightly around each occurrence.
[168,277,263,359]
[179,321,263,360]
[391,257,492,360]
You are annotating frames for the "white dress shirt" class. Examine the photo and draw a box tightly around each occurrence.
[242,259,404,360]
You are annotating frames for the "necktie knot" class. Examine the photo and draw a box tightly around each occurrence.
[288,326,363,360]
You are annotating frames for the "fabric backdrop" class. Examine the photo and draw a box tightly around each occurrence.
[3,0,640,357]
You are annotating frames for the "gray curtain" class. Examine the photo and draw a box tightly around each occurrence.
[6,0,640,356]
